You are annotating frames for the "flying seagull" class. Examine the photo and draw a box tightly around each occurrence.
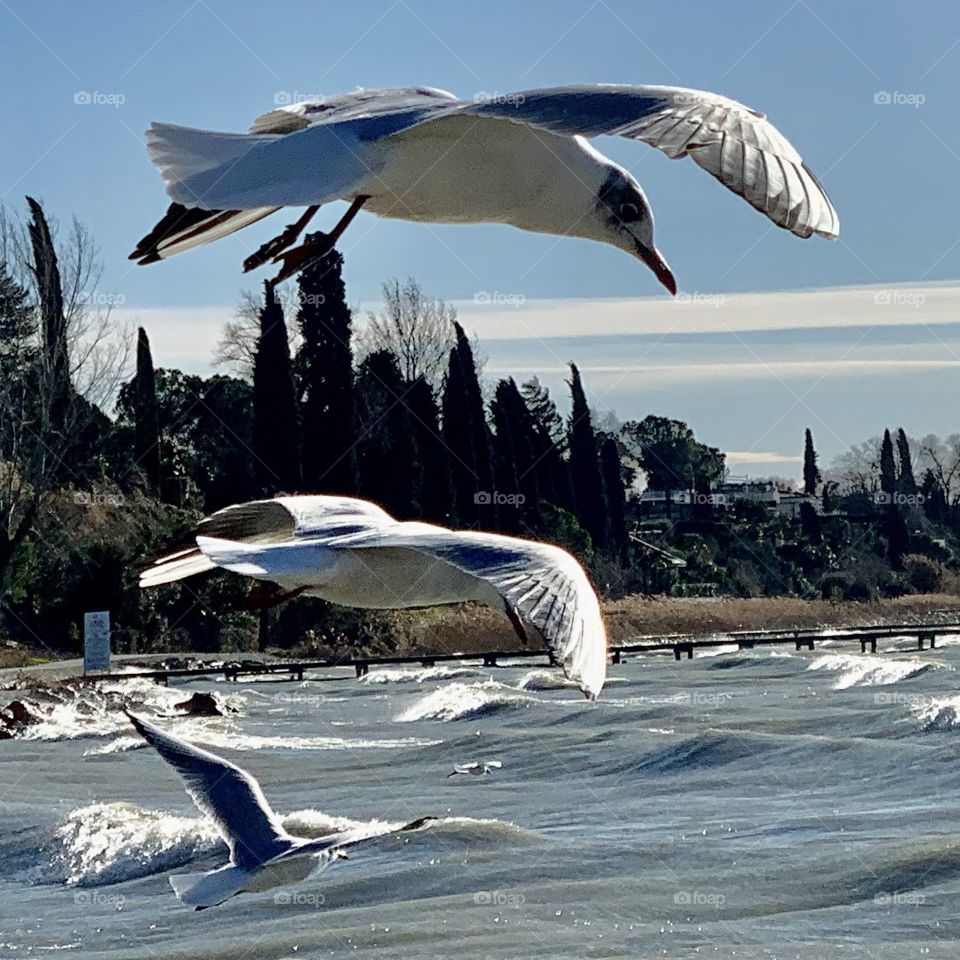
[139,495,607,699]
[125,711,434,909]
[130,84,839,291]
[448,760,502,778]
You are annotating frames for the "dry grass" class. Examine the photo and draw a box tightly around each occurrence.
[604,593,960,641]
[0,646,47,670]
[380,593,960,654]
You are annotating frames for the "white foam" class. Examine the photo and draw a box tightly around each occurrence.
[911,695,960,731]
[35,803,420,888]
[360,665,482,685]
[514,669,579,692]
[807,653,938,689]
[395,681,533,722]
[35,802,220,887]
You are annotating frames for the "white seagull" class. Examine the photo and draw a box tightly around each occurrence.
[130,84,839,290]
[140,495,607,699]
[448,760,502,778]
[125,711,435,910]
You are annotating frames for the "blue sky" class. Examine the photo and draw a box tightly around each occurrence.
[2,0,959,477]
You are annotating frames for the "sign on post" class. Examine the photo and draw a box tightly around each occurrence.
[83,611,111,674]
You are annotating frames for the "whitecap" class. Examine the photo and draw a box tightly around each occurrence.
[395,681,533,722]
[807,653,940,689]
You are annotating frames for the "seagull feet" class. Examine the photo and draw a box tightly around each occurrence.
[243,222,310,273]
[266,232,335,288]
[243,582,308,610]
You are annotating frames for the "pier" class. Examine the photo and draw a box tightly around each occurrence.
[70,621,960,685]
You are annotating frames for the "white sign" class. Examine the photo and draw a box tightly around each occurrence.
[83,611,110,674]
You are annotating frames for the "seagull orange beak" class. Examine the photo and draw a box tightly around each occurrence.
[636,244,677,295]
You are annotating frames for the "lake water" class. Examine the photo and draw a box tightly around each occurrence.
[4,636,960,959]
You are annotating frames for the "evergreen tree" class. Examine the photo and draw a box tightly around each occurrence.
[296,243,356,493]
[490,378,541,533]
[253,283,301,494]
[600,434,628,561]
[567,363,607,549]
[896,428,917,495]
[441,322,494,527]
[885,506,909,568]
[355,349,418,517]
[803,427,820,496]
[26,198,69,421]
[520,376,573,511]
[879,429,897,497]
[132,327,161,494]
[406,376,454,523]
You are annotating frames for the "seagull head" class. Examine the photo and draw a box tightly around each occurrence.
[594,168,676,295]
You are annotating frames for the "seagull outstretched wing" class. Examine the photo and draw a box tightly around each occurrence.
[126,712,292,870]
[463,85,839,240]
[140,496,608,699]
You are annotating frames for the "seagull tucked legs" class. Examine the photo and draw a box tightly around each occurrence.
[262,196,369,288]
[242,205,320,273]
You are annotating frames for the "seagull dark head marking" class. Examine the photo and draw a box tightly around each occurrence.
[595,168,676,295]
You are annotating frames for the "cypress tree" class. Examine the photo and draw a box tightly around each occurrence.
[879,429,897,498]
[600,434,628,561]
[896,428,917,495]
[521,376,573,511]
[567,363,607,549]
[441,322,495,527]
[132,327,161,494]
[26,198,69,416]
[355,349,418,517]
[253,283,301,494]
[296,243,356,493]
[491,378,542,533]
[803,427,820,496]
[406,376,454,523]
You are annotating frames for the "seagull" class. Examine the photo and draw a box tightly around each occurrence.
[448,760,502,778]
[125,711,435,910]
[130,84,839,291]
[139,495,607,699]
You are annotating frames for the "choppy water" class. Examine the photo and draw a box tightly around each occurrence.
[5,635,960,959]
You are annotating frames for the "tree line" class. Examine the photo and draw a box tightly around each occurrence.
[3,199,960,656]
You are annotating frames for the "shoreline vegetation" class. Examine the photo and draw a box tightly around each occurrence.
[4,200,960,669]
[4,594,960,673]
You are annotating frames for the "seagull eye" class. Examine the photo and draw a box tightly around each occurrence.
[619,203,641,223]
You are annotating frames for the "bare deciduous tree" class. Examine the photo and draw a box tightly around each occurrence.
[0,199,131,610]
[213,288,303,380]
[357,278,455,387]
